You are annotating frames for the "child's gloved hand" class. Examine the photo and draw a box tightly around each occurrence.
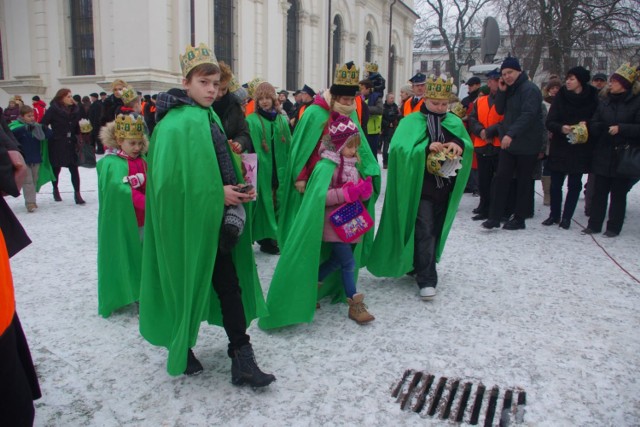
[342,181,360,203]
[357,176,373,201]
[123,173,145,189]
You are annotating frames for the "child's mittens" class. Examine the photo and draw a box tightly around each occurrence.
[357,177,373,201]
[123,173,145,189]
[342,181,360,203]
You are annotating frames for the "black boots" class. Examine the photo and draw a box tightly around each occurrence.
[231,344,276,388]
[53,188,62,202]
[259,239,280,255]
[74,191,86,205]
[184,349,204,376]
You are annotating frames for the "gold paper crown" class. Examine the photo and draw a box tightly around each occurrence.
[228,75,241,93]
[425,75,454,100]
[568,123,588,145]
[334,63,360,86]
[613,63,639,84]
[247,77,265,98]
[121,86,138,105]
[364,62,378,73]
[426,150,462,177]
[180,43,218,77]
[79,118,93,134]
[450,102,466,118]
[115,114,146,140]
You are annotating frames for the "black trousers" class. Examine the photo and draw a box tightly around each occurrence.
[52,166,81,192]
[414,199,447,288]
[476,154,500,216]
[587,174,632,234]
[489,150,538,221]
[549,170,583,221]
[0,314,41,427]
[212,253,250,357]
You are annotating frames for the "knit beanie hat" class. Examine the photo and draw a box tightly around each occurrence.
[566,66,590,87]
[328,111,359,153]
[500,56,522,72]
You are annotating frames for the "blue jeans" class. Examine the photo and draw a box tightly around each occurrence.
[318,242,356,298]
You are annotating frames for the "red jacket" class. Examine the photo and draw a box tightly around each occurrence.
[32,100,47,123]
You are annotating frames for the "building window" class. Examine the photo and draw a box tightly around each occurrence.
[365,32,373,62]
[433,60,441,76]
[430,39,441,49]
[69,0,95,76]
[420,60,428,72]
[0,32,4,80]
[597,57,608,71]
[286,0,299,90]
[214,0,234,66]
[332,15,343,69]
[389,45,396,94]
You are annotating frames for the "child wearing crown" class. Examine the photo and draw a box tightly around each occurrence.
[245,80,292,255]
[259,112,375,329]
[115,86,142,116]
[279,61,380,254]
[138,43,274,386]
[367,75,473,301]
[96,113,148,318]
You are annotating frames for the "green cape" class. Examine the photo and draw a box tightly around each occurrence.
[366,111,473,277]
[245,112,292,241]
[258,158,376,330]
[139,104,267,376]
[277,104,381,265]
[96,155,142,317]
[8,121,55,191]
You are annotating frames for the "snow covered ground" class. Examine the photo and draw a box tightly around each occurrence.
[6,162,640,426]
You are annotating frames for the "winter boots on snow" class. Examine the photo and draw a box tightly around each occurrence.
[347,293,375,325]
[231,344,276,388]
[184,348,204,376]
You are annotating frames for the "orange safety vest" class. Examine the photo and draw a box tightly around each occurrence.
[298,104,307,121]
[403,97,424,116]
[245,99,255,117]
[0,229,15,336]
[471,95,503,148]
[354,96,364,125]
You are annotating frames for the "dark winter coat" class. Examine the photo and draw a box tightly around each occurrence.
[41,102,80,168]
[3,106,20,123]
[100,94,123,126]
[589,87,640,177]
[11,122,51,164]
[546,85,599,174]
[281,99,294,117]
[381,101,400,138]
[212,92,253,152]
[495,72,545,155]
[143,102,157,136]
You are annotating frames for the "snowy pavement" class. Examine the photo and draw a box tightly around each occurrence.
[6,162,640,426]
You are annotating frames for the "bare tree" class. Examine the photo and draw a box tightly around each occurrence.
[499,0,640,79]
[414,0,495,86]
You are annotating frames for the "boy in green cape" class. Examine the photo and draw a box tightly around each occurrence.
[138,43,274,386]
[367,74,473,301]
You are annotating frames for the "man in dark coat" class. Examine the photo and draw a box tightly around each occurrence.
[278,90,294,117]
[0,123,41,425]
[88,93,103,151]
[482,57,544,230]
[380,92,399,169]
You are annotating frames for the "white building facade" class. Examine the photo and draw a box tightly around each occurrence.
[0,0,419,106]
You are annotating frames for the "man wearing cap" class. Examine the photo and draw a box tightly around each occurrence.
[278,90,294,117]
[468,69,504,221]
[402,72,427,117]
[462,76,482,110]
[88,92,103,150]
[591,73,607,91]
[290,84,315,129]
[481,56,544,231]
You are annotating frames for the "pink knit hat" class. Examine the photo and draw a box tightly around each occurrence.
[328,111,359,153]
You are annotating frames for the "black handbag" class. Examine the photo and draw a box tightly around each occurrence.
[616,144,640,178]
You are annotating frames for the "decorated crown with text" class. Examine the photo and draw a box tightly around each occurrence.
[180,43,218,77]
[334,63,360,87]
[425,75,454,100]
[115,114,146,140]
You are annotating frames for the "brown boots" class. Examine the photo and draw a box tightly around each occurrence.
[347,293,375,325]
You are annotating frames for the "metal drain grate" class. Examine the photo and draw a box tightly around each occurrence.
[391,370,526,426]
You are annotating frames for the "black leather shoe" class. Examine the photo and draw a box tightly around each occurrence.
[472,207,482,214]
[503,218,526,230]
[581,227,598,235]
[559,218,571,229]
[541,216,559,226]
[472,213,488,221]
[603,230,619,238]
[481,219,501,229]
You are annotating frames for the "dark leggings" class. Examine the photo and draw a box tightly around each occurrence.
[52,166,81,192]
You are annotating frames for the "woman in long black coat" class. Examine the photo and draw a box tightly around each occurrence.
[584,64,640,237]
[41,88,84,204]
[543,67,599,229]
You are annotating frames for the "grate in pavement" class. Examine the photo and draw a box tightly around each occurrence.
[391,370,526,426]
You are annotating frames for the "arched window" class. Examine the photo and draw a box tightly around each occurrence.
[389,45,396,94]
[214,0,234,66]
[286,0,299,90]
[332,15,343,69]
[69,0,95,75]
[365,32,373,63]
